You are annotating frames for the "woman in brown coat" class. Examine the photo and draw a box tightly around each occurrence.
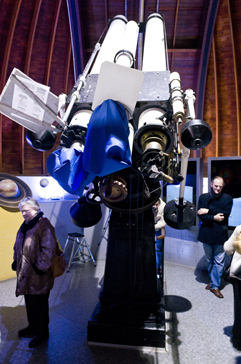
[12,197,57,348]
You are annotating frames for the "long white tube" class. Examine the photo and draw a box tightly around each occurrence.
[128,122,134,155]
[115,21,139,68]
[90,15,127,74]
[179,89,196,200]
[170,72,184,123]
[142,13,167,72]
[179,145,190,200]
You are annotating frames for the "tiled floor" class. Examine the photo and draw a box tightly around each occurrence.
[0,258,240,364]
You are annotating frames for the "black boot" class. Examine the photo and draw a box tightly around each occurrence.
[18,326,35,338]
[28,329,49,348]
[28,332,49,348]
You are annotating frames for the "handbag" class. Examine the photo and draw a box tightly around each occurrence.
[51,239,66,278]
[223,254,233,284]
[223,264,231,283]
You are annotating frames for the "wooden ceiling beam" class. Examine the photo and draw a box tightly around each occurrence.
[196,0,220,119]
[227,0,240,156]
[24,0,42,75]
[0,0,22,172]
[159,6,202,10]
[212,38,219,157]
[168,48,198,53]
[20,0,42,175]
[44,0,62,86]
[64,39,72,94]
[104,0,108,24]
[0,0,22,92]
[84,47,198,54]
[41,0,62,175]
[170,0,180,71]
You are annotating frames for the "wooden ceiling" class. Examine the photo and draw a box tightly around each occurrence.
[0,0,240,176]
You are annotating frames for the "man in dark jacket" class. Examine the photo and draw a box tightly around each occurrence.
[197,176,233,298]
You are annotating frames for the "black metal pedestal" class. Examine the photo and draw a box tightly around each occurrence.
[87,209,166,349]
[88,298,166,348]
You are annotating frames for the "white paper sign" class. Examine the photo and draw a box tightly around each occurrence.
[12,76,50,121]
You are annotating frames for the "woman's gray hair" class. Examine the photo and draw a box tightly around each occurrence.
[18,197,41,212]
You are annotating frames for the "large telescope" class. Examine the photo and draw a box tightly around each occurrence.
[0,12,212,350]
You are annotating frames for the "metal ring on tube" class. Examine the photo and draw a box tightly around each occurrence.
[114,20,139,67]
[114,49,135,67]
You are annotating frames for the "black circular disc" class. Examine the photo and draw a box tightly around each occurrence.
[164,199,196,230]
[181,119,212,150]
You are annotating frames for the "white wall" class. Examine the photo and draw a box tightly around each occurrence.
[18,176,109,260]
[38,201,109,261]
[16,176,222,270]
[164,225,205,269]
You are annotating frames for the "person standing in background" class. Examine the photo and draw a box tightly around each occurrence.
[12,197,57,348]
[153,198,166,276]
[197,176,233,298]
[224,226,241,350]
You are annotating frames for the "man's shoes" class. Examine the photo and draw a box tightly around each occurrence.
[18,326,35,338]
[205,283,211,290]
[28,334,49,348]
[210,288,224,298]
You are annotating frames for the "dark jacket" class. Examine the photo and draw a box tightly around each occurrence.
[13,213,56,297]
[197,191,233,245]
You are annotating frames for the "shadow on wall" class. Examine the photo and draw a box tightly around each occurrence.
[38,200,109,261]
[38,200,83,249]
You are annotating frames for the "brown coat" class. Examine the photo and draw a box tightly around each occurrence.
[13,216,56,297]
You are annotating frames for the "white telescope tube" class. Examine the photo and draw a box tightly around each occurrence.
[128,122,134,155]
[184,89,196,120]
[142,13,167,72]
[179,89,196,200]
[115,21,139,68]
[170,72,185,123]
[138,107,166,128]
[68,109,92,150]
[69,109,92,128]
[90,15,127,74]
